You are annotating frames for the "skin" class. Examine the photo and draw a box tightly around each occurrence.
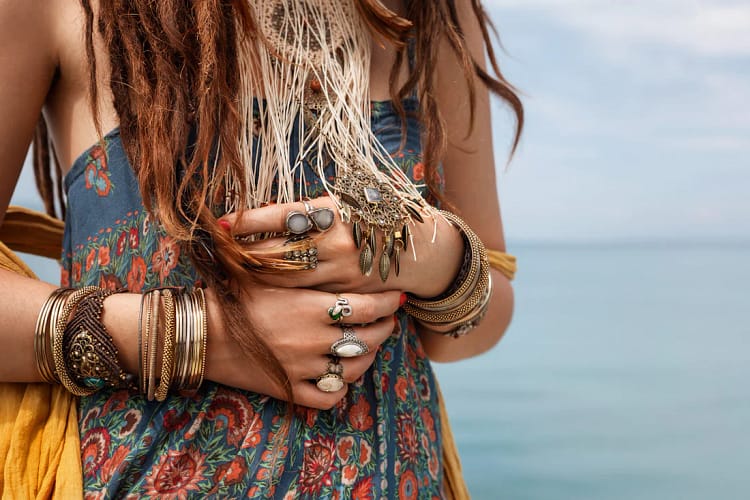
[0,0,513,409]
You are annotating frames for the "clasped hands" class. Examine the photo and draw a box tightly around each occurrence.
[205,196,463,409]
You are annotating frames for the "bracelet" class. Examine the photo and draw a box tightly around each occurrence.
[52,287,100,396]
[63,288,137,392]
[35,288,74,383]
[154,289,176,402]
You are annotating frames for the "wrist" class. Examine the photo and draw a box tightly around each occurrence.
[100,292,142,375]
[408,216,465,298]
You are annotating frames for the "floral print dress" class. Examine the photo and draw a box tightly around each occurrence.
[62,98,446,499]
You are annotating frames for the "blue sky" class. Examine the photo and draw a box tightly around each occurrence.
[484,0,750,242]
[12,1,750,243]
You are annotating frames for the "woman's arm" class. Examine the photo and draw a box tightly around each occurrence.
[417,0,515,362]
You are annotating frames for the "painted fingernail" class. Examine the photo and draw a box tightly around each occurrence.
[218,220,232,232]
[399,293,407,306]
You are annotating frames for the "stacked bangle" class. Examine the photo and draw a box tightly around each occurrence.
[35,284,208,400]
[403,210,493,338]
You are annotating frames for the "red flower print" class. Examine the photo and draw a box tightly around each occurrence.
[98,246,111,267]
[398,469,418,500]
[99,273,123,291]
[206,389,261,448]
[342,463,358,486]
[116,232,128,256]
[144,447,207,499]
[72,262,82,283]
[85,248,96,272]
[299,435,336,495]
[352,477,374,500]
[126,256,147,293]
[128,227,139,248]
[60,268,70,287]
[428,445,439,480]
[212,456,248,487]
[163,409,191,432]
[337,436,355,463]
[421,407,437,442]
[395,376,408,401]
[412,162,425,181]
[419,374,431,401]
[100,444,130,483]
[397,413,419,464]
[359,440,372,466]
[81,427,111,478]
[348,394,373,431]
[152,236,180,284]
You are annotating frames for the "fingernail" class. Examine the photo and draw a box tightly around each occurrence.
[399,293,407,306]
[218,220,232,232]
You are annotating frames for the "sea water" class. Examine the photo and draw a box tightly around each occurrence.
[435,243,750,500]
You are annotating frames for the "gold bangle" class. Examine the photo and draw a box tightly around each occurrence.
[35,288,73,383]
[52,287,100,396]
[155,289,176,402]
[405,210,485,312]
[146,290,162,401]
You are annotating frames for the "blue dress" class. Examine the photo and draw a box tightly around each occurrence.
[62,98,446,499]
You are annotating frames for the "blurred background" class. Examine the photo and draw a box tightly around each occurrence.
[10,1,749,499]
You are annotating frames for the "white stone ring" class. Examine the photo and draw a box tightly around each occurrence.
[302,200,335,232]
[316,358,345,392]
[330,325,369,358]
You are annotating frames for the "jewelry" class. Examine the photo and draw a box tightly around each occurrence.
[327,295,353,322]
[316,356,345,393]
[171,288,208,396]
[35,288,74,384]
[330,325,369,358]
[53,287,100,396]
[282,236,318,270]
[303,200,335,232]
[63,288,136,392]
[285,210,313,235]
[154,289,176,402]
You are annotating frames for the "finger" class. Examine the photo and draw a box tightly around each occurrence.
[222,197,337,235]
[323,316,396,361]
[293,380,348,410]
[321,290,404,324]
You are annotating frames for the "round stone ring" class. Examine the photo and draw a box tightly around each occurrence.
[330,326,369,358]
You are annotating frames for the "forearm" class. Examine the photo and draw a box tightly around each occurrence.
[417,267,514,362]
[0,268,141,383]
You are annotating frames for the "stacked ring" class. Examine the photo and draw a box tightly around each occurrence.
[330,325,369,358]
[328,295,353,322]
[316,357,345,392]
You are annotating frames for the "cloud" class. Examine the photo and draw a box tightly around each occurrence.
[485,0,750,57]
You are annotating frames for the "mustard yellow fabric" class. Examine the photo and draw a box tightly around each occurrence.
[488,249,517,281]
[0,218,82,499]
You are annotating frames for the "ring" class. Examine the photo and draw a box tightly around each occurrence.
[328,295,353,322]
[286,210,313,235]
[303,200,335,232]
[316,358,345,392]
[330,325,369,358]
[283,236,318,270]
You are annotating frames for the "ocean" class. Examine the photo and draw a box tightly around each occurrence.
[435,243,750,500]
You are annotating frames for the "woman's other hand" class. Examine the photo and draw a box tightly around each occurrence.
[203,285,403,410]
[220,197,464,298]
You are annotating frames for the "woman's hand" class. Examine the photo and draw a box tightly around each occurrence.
[220,196,465,298]
[203,285,403,410]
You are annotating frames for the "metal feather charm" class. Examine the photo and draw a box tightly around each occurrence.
[359,244,373,276]
[352,221,363,249]
[379,249,390,282]
[394,244,401,277]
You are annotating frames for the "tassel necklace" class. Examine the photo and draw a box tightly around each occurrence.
[229,0,435,281]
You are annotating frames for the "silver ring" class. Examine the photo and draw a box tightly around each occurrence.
[285,210,313,235]
[330,325,369,358]
[316,358,345,393]
[328,295,353,322]
[282,237,318,270]
[303,200,335,232]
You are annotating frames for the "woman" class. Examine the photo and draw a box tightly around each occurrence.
[0,0,521,497]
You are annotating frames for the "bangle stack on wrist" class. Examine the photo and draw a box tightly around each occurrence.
[402,210,493,338]
[35,285,208,399]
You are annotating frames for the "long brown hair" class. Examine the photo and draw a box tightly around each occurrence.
[33,0,523,404]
